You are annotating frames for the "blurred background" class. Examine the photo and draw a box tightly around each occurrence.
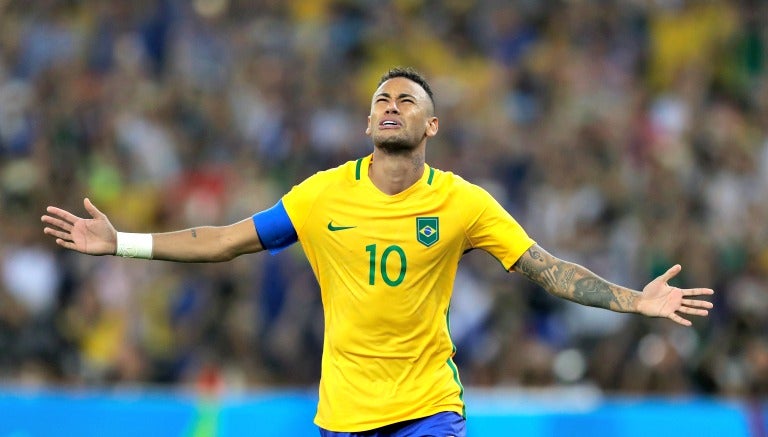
[0,0,767,435]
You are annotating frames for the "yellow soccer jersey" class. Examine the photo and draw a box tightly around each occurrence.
[281,154,535,432]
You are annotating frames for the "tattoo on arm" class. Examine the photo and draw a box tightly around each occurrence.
[191,229,197,238]
[515,247,574,291]
[514,246,637,312]
[573,277,619,309]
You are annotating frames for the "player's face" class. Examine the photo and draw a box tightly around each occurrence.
[366,77,438,153]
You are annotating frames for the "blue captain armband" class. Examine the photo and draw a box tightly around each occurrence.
[251,199,298,254]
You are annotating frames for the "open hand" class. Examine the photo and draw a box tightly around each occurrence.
[636,264,714,326]
[41,198,117,256]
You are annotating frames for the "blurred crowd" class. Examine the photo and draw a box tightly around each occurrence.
[1,0,768,399]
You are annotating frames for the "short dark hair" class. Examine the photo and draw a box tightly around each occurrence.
[378,67,435,110]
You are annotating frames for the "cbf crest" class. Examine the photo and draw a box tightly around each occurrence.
[416,217,439,247]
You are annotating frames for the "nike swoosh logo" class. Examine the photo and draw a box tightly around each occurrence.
[327,221,356,231]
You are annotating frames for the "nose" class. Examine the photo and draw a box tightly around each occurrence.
[385,100,400,114]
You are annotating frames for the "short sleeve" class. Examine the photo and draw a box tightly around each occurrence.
[465,185,535,270]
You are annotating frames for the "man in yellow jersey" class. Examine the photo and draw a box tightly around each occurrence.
[41,67,714,436]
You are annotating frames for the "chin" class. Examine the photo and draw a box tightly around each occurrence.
[375,137,418,154]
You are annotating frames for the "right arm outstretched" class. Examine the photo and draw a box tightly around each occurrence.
[41,198,264,262]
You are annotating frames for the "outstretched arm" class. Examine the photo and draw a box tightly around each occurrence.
[511,244,714,326]
[42,198,264,262]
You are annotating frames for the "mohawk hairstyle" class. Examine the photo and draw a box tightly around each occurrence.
[378,67,435,111]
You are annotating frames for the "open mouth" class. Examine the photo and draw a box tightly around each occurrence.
[379,120,401,129]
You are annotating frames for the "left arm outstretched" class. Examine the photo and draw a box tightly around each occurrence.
[511,244,714,326]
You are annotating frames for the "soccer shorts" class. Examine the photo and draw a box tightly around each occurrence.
[318,411,466,437]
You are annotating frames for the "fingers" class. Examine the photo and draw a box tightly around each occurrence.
[83,197,105,219]
[55,238,78,251]
[44,206,81,224]
[41,214,73,232]
[671,297,713,323]
[677,306,709,317]
[43,227,73,242]
[41,212,75,243]
[657,264,682,283]
[681,298,713,309]
[668,313,692,327]
[681,288,715,297]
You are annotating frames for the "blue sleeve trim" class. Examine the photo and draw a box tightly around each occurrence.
[251,199,298,254]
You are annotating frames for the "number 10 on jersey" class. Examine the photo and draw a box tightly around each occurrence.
[365,244,407,286]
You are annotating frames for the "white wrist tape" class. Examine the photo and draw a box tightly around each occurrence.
[115,232,153,259]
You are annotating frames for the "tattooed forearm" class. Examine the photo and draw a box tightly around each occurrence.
[514,245,639,313]
[572,275,639,312]
[514,247,546,279]
[573,277,619,309]
[557,267,576,292]
[515,247,575,293]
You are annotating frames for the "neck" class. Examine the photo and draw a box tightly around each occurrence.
[369,146,426,195]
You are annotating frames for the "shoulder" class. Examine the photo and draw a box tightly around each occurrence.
[428,167,492,198]
[293,158,362,191]
[282,158,363,224]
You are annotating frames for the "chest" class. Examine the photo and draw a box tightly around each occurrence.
[301,193,468,274]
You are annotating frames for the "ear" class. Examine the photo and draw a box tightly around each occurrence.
[365,115,372,136]
[425,116,438,138]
